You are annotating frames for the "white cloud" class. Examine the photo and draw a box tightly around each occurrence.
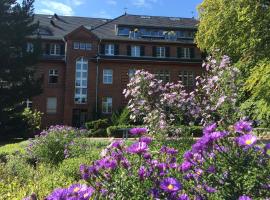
[38,1,74,16]
[107,0,117,5]
[69,0,84,6]
[37,9,55,15]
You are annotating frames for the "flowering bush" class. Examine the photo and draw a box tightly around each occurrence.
[193,55,241,126]
[39,122,270,199]
[124,56,241,132]
[123,70,193,133]
[27,125,85,165]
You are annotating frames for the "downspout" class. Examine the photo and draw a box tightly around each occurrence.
[96,39,102,115]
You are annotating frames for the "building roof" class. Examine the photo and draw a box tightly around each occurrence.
[34,13,198,43]
[34,14,108,40]
[91,14,198,44]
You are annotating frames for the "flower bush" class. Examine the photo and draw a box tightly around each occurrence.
[27,125,85,165]
[124,56,241,132]
[38,122,270,199]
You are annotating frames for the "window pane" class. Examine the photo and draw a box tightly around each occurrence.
[47,97,57,113]
[82,72,87,78]
[80,43,85,50]
[74,42,79,49]
[86,43,92,50]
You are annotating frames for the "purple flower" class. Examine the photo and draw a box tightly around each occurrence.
[181,161,192,172]
[138,166,148,180]
[129,127,148,135]
[204,185,217,193]
[46,184,94,200]
[149,188,159,198]
[110,140,123,149]
[178,194,190,200]
[127,142,148,154]
[139,137,152,144]
[183,151,193,160]
[160,177,182,192]
[203,123,217,135]
[236,134,257,147]
[160,146,178,155]
[239,195,252,200]
[98,157,118,170]
[207,166,216,173]
[143,152,152,159]
[264,143,270,154]
[80,164,90,180]
[234,120,253,134]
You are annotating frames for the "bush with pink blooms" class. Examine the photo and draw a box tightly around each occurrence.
[124,56,241,135]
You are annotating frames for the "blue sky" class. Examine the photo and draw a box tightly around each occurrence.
[33,0,203,19]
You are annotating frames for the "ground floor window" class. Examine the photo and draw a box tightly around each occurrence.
[102,97,112,114]
[178,71,194,87]
[47,97,57,114]
[155,70,170,83]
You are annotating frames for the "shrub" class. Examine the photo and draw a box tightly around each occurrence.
[111,107,131,126]
[85,119,110,131]
[27,125,81,165]
[4,154,34,181]
[106,125,135,137]
[21,108,43,137]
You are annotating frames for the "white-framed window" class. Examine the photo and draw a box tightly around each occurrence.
[75,58,88,104]
[181,48,191,59]
[105,44,115,55]
[48,69,58,84]
[155,70,170,83]
[131,46,141,57]
[103,69,113,84]
[80,43,86,50]
[26,42,34,53]
[128,69,136,81]
[102,97,112,114]
[47,97,57,114]
[74,42,80,49]
[85,43,92,50]
[179,71,194,87]
[118,27,130,36]
[26,99,32,109]
[50,44,60,55]
[156,47,166,58]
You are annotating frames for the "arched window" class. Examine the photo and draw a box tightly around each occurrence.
[75,57,88,104]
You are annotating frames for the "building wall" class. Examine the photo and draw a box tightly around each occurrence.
[32,28,202,128]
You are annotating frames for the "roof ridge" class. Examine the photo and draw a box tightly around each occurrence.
[34,13,110,20]
[125,13,197,20]
[92,14,126,30]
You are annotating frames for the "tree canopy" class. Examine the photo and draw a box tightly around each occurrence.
[196,0,270,126]
[0,0,41,138]
[196,0,270,63]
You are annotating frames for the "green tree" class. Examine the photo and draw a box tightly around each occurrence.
[196,0,270,64]
[0,0,41,138]
[196,0,270,126]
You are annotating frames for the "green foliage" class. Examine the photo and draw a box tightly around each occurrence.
[111,107,131,126]
[241,60,270,127]
[0,140,28,155]
[196,0,270,63]
[5,154,34,181]
[28,127,80,165]
[106,125,135,137]
[22,108,43,136]
[0,0,42,138]
[85,119,110,131]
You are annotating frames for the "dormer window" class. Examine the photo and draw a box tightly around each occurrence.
[105,44,115,55]
[129,29,141,39]
[118,27,130,36]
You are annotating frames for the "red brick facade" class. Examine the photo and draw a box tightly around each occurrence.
[31,15,202,128]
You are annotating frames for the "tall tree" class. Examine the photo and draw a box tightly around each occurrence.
[0,0,41,138]
[196,0,270,64]
[196,0,270,127]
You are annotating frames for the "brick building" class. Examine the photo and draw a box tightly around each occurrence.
[29,13,202,128]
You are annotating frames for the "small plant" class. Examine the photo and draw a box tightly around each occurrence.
[22,108,43,137]
[26,125,81,165]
